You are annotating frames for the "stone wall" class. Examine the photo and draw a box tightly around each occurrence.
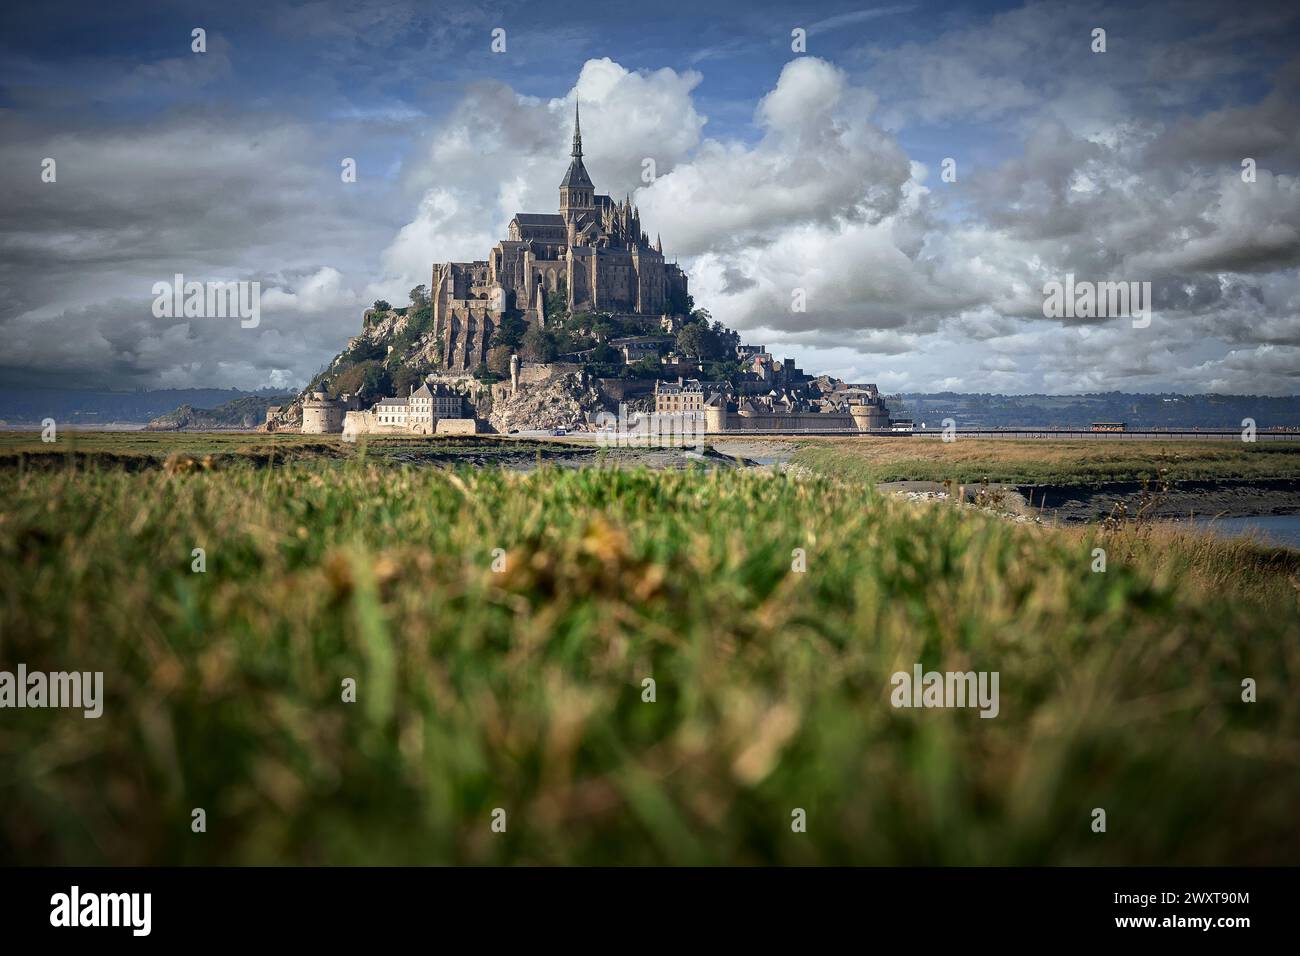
[342,410,404,439]
[435,418,478,435]
[596,378,656,402]
[517,362,584,386]
[343,410,481,438]
[722,413,861,432]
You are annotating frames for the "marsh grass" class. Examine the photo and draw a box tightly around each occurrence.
[1,452,1298,865]
[791,437,1300,485]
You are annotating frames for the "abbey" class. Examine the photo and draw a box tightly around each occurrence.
[431,104,689,372]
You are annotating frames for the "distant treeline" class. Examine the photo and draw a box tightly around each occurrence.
[885,392,1300,429]
[0,387,291,425]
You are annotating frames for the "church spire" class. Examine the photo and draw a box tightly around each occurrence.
[559,99,593,199]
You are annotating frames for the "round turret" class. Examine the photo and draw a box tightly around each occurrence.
[850,403,889,431]
[705,404,727,434]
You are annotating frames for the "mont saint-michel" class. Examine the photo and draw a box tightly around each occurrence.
[433,104,690,370]
[269,107,894,438]
[6,0,1300,893]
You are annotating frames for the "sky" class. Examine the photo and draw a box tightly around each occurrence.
[1,0,1298,395]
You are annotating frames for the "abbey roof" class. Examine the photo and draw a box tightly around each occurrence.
[559,156,593,189]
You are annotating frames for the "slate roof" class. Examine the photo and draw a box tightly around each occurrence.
[559,157,594,189]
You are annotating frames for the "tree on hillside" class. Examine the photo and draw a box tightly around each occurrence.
[672,312,739,362]
[520,325,558,363]
[491,312,528,349]
[391,365,424,397]
[553,326,590,354]
[710,320,739,359]
[345,337,386,364]
[588,313,624,341]
[667,287,694,316]
[359,362,393,399]
[676,323,708,359]
[372,299,392,313]
[544,289,568,323]
[543,277,569,323]
[407,302,433,334]
[409,285,429,310]
[487,345,513,377]
[704,359,744,385]
[631,355,661,378]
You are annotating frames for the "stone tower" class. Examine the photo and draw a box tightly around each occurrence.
[559,102,595,223]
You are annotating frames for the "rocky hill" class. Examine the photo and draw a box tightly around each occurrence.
[266,297,441,431]
[267,285,733,433]
[147,394,294,431]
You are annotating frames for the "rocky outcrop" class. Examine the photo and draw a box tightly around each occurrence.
[488,371,609,433]
[262,401,302,431]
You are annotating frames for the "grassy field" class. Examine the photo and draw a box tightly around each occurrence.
[1,438,1298,865]
[9,431,1299,484]
[0,429,335,457]
[0,430,535,464]
[789,436,1300,485]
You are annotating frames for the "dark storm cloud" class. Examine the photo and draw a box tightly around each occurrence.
[0,95,411,388]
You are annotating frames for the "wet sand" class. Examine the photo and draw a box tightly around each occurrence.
[383,441,753,471]
[876,479,1300,523]
[1015,479,1300,522]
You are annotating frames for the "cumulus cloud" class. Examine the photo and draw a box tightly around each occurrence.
[377,58,706,291]
[261,267,358,313]
[637,57,910,254]
[3,0,1300,396]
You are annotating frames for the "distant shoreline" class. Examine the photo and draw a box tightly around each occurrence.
[0,422,150,431]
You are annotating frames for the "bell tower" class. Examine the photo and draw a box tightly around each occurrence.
[559,101,595,223]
